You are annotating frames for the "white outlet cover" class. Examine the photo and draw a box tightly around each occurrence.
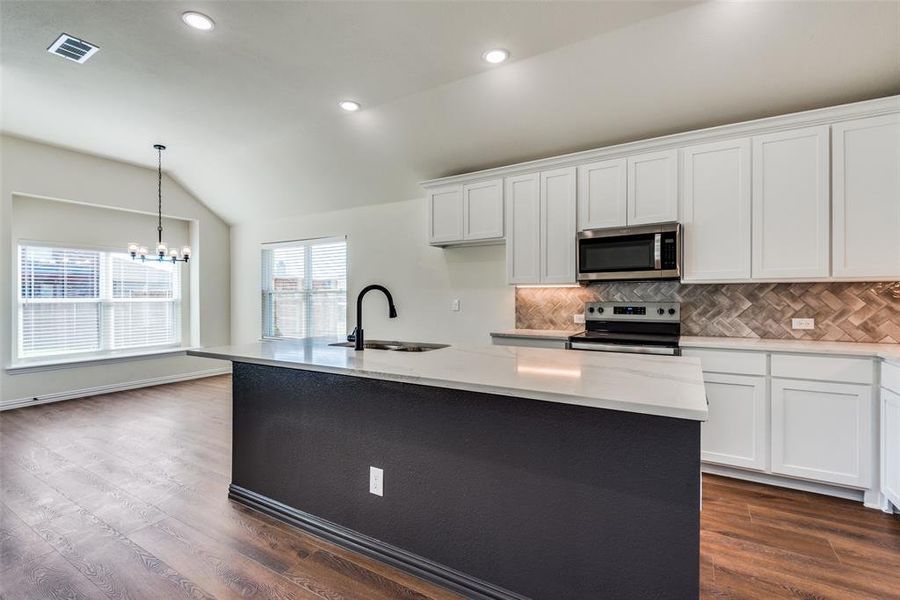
[791,318,815,330]
[451,298,460,312]
[369,466,383,496]
[574,313,585,325]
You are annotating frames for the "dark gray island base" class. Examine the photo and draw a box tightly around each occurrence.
[229,361,701,600]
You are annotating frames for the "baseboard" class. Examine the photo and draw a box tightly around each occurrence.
[702,463,866,504]
[228,484,528,600]
[1,367,232,411]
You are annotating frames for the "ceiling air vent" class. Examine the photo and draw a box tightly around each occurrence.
[47,33,100,63]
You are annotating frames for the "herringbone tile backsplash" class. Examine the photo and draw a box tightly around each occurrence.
[516,282,900,343]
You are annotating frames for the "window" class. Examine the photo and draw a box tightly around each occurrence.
[261,237,347,339]
[17,244,181,361]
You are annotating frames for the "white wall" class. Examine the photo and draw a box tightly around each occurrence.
[231,198,514,346]
[0,135,230,405]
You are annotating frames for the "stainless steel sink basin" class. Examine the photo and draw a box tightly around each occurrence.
[329,340,449,352]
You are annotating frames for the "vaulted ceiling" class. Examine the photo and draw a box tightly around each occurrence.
[2,1,899,224]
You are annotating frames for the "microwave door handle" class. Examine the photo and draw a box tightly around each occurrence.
[654,233,662,269]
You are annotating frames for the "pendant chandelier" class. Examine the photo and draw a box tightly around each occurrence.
[128,144,191,264]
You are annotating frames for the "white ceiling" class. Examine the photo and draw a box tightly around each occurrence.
[2,1,899,224]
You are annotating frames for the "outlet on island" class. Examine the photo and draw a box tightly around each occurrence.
[369,466,383,496]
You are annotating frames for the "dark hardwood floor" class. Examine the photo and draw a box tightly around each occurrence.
[1,375,898,600]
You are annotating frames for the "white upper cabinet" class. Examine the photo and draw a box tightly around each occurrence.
[751,126,830,279]
[627,150,678,226]
[427,179,503,246]
[832,114,900,279]
[540,167,577,284]
[577,159,627,230]
[505,173,541,284]
[427,185,464,245]
[681,138,752,282]
[462,179,504,241]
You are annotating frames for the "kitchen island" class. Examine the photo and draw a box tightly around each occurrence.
[189,340,708,600]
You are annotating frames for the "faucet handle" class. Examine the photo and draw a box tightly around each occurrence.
[347,327,358,342]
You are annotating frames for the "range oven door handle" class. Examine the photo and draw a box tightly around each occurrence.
[654,233,662,270]
[569,341,678,355]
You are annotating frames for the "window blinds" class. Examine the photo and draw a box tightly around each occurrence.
[17,244,181,360]
[262,238,347,339]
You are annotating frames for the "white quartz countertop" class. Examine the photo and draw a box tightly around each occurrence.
[189,339,708,421]
[490,329,900,364]
[680,336,900,363]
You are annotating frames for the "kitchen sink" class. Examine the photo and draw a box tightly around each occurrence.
[329,340,449,352]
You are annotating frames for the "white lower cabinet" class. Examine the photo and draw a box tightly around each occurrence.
[771,378,872,488]
[701,373,767,471]
[882,387,900,509]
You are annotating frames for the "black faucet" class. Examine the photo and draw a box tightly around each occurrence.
[349,285,397,351]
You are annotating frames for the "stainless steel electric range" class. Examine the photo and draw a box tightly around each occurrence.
[568,301,681,356]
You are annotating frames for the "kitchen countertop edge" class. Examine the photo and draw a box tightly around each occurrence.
[188,343,708,421]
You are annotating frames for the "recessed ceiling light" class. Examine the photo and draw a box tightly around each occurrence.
[338,100,361,112]
[182,11,215,31]
[482,48,509,64]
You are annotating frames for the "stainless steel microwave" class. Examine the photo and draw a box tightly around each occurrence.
[576,223,681,282]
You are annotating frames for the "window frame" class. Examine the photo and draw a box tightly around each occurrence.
[11,240,186,369]
[260,235,348,341]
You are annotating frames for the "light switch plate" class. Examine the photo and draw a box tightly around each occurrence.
[792,318,815,330]
[451,299,460,312]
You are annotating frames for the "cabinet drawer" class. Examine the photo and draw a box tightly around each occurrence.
[883,361,900,396]
[771,354,873,385]
[682,348,766,376]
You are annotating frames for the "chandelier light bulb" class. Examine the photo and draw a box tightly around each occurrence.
[182,246,192,258]
[139,246,149,257]
[157,242,168,257]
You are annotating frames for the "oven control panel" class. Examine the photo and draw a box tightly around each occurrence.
[585,301,680,322]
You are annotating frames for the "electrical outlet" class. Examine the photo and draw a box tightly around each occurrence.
[451,298,460,312]
[369,466,383,496]
[792,318,815,330]
[573,313,585,325]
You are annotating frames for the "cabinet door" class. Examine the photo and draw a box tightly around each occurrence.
[771,378,872,487]
[505,173,541,284]
[577,159,626,230]
[752,126,830,279]
[540,167,577,284]
[627,150,678,225]
[882,388,900,509]
[681,139,752,282]
[701,373,767,471]
[462,179,504,241]
[427,185,464,244]
[832,114,900,279]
